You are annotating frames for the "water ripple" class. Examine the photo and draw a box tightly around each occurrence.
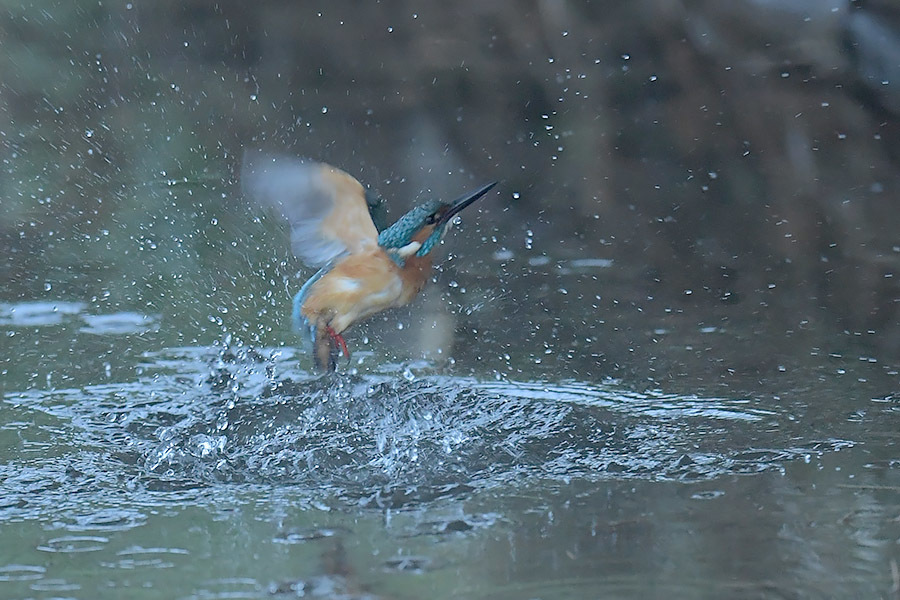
[1,346,853,513]
[36,535,109,553]
[0,564,45,582]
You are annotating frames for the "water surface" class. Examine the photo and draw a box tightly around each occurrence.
[1,302,898,598]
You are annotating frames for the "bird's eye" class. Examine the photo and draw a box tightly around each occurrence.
[424,214,436,225]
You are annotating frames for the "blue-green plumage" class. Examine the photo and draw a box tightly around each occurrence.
[377,181,498,265]
[376,200,444,266]
[292,181,497,348]
[377,200,441,249]
[243,150,497,371]
[242,150,497,372]
[292,181,497,353]
[292,196,450,341]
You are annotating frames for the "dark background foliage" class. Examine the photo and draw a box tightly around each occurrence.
[2,0,898,379]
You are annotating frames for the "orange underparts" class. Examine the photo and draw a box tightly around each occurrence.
[325,325,350,359]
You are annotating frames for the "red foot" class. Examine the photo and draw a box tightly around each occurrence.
[325,325,350,360]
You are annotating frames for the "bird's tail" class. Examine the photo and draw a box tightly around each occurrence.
[292,289,338,371]
[312,326,339,373]
[292,264,335,370]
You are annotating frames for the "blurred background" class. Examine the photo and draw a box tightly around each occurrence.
[2,2,900,598]
[3,0,899,391]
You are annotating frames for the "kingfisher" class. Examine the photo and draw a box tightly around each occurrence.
[242,152,497,372]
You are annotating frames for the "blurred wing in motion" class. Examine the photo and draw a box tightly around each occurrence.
[241,152,379,266]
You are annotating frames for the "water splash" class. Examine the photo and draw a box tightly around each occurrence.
[2,346,852,516]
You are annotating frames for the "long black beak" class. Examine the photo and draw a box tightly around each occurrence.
[438,181,498,226]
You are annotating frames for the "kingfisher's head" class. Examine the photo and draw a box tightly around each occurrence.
[377,181,497,262]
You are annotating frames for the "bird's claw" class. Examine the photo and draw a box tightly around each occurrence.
[325,325,351,363]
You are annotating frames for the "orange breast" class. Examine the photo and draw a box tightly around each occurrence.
[301,248,431,334]
[398,254,432,303]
